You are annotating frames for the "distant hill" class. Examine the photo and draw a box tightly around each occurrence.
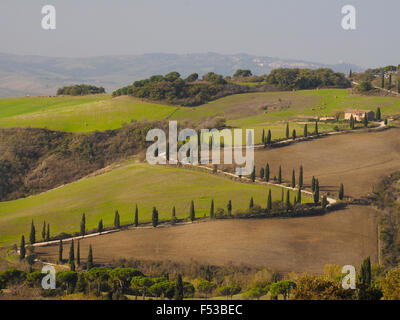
[0,52,363,98]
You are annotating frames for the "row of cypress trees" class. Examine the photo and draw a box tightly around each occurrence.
[261,122,319,146]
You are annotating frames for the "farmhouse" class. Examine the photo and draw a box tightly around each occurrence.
[344,110,375,121]
[319,116,336,121]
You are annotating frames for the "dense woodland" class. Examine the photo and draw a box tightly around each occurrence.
[112,68,350,106]
[0,121,164,201]
[57,84,106,96]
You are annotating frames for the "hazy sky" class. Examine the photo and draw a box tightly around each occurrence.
[0,0,399,68]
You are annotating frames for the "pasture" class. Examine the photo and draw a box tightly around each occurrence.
[0,162,305,246]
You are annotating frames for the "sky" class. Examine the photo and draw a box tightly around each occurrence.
[0,0,398,68]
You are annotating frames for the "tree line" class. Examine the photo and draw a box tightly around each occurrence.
[57,84,105,96]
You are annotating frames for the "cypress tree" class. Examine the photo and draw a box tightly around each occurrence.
[349,69,352,78]
[313,179,320,204]
[311,176,316,192]
[46,223,50,241]
[87,245,93,270]
[259,167,265,180]
[77,241,81,267]
[251,165,256,182]
[58,240,63,263]
[210,200,214,219]
[134,204,139,227]
[363,113,368,127]
[266,129,272,145]
[350,115,355,129]
[249,197,254,209]
[285,123,289,139]
[174,274,184,300]
[299,165,303,188]
[172,206,177,224]
[80,213,86,236]
[114,210,120,229]
[339,183,344,200]
[292,129,296,140]
[278,166,282,184]
[286,190,291,209]
[69,240,75,271]
[281,188,284,202]
[42,221,46,241]
[398,79,400,94]
[291,169,296,188]
[315,121,319,135]
[358,257,371,288]
[304,124,308,137]
[389,74,392,90]
[227,200,232,216]
[152,207,159,227]
[321,196,328,209]
[20,235,26,260]
[267,190,272,212]
[98,219,103,233]
[190,200,195,221]
[29,220,36,244]
[381,71,385,88]
[376,107,381,121]
[166,142,170,161]
[265,163,270,182]
[297,188,302,204]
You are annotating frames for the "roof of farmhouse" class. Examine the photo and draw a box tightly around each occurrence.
[345,109,374,114]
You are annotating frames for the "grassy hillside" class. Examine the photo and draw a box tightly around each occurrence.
[0,89,399,141]
[0,162,309,246]
[0,95,177,132]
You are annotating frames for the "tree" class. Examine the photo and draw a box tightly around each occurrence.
[42,221,46,241]
[46,224,50,241]
[398,80,400,94]
[311,176,316,192]
[58,240,63,263]
[321,196,328,209]
[245,287,267,300]
[265,163,270,182]
[249,197,254,209]
[269,280,296,300]
[350,115,355,129]
[69,240,75,271]
[217,285,241,299]
[297,188,302,204]
[291,169,296,188]
[152,207,159,227]
[267,190,272,211]
[77,241,81,267]
[313,179,320,204]
[261,129,265,145]
[80,213,86,236]
[266,129,272,145]
[299,165,303,188]
[190,201,195,221]
[134,204,139,227]
[339,183,344,200]
[250,165,256,182]
[376,107,381,121]
[285,123,289,139]
[172,206,178,224]
[304,124,308,137]
[259,167,265,180]
[87,245,94,270]
[114,210,120,229]
[98,219,103,233]
[349,69,352,78]
[381,71,385,88]
[292,129,296,140]
[363,113,368,127]
[29,220,36,245]
[227,200,232,216]
[210,200,214,219]
[388,74,392,90]
[286,190,291,209]
[197,280,216,299]
[174,274,184,300]
[278,166,282,184]
[358,257,371,289]
[19,235,26,260]
[381,265,400,300]
[315,121,319,135]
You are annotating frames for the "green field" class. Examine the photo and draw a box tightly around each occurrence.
[0,95,177,132]
[0,89,399,141]
[0,162,309,246]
